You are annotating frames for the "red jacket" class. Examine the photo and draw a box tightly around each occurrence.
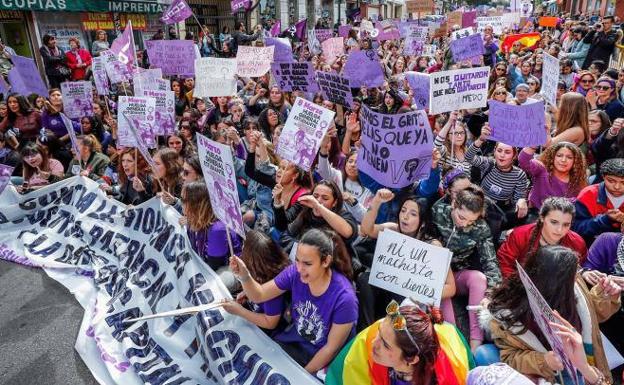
[497,223,587,278]
[65,48,92,80]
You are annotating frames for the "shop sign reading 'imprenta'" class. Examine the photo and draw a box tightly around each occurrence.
[0,0,168,13]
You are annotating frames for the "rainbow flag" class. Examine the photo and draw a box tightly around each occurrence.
[326,320,474,385]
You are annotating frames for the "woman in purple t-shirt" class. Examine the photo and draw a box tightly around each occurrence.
[222,230,290,331]
[230,228,358,373]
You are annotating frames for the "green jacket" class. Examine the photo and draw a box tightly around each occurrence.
[432,200,502,287]
[66,151,110,181]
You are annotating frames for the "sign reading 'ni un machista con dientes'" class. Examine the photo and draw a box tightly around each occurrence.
[0,0,167,13]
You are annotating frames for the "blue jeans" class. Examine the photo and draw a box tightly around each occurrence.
[474,344,500,367]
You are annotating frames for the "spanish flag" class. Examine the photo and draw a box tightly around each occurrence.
[326,320,474,385]
[500,33,541,53]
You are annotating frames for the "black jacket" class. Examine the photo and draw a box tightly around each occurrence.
[582,29,618,69]
[39,45,66,77]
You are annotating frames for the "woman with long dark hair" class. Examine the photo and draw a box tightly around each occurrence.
[230,228,357,373]
[80,115,112,153]
[152,147,183,198]
[488,246,620,384]
[0,93,42,142]
[18,142,64,191]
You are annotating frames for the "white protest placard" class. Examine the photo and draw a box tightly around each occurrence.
[91,56,109,96]
[502,12,521,28]
[117,96,157,149]
[476,16,504,34]
[194,57,237,97]
[541,52,559,106]
[321,37,344,65]
[196,133,245,237]
[369,229,451,306]
[517,262,579,385]
[450,27,474,40]
[277,97,335,172]
[236,45,274,77]
[429,66,490,114]
[133,68,167,95]
[141,89,175,136]
[61,81,93,120]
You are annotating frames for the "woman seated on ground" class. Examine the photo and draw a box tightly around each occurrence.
[152,147,183,203]
[326,301,473,385]
[222,230,290,331]
[65,134,109,180]
[433,111,472,174]
[497,197,587,279]
[432,185,502,352]
[180,181,241,289]
[18,142,64,191]
[101,148,154,205]
[80,115,112,154]
[0,93,42,143]
[488,245,621,385]
[229,228,358,374]
[519,142,587,217]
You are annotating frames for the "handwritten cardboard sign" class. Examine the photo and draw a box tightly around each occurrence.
[316,71,353,108]
[314,29,333,42]
[406,0,433,14]
[358,104,433,188]
[194,57,237,97]
[540,52,559,106]
[271,62,319,93]
[236,45,274,77]
[488,100,547,147]
[277,97,335,171]
[476,16,504,34]
[429,66,490,114]
[450,34,484,62]
[369,229,451,306]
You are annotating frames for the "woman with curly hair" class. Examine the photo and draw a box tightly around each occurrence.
[519,142,587,215]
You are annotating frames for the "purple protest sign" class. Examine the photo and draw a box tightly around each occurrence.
[91,56,110,96]
[110,21,136,75]
[358,104,433,188]
[145,40,195,76]
[61,81,94,120]
[462,11,478,27]
[277,97,335,171]
[196,133,245,238]
[265,37,293,62]
[141,89,175,136]
[314,29,334,42]
[316,71,353,108]
[517,262,579,385]
[7,55,48,96]
[321,37,344,65]
[230,0,250,12]
[450,34,484,62]
[0,164,14,195]
[271,62,319,93]
[161,0,193,24]
[404,38,424,56]
[117,96,157,154]
[488,100,547,147]
[343,50,384,88]
[375,20,401,41]
[270,20,281,37]
[101,50,132,84]
[406,72,430,110]
[338,25,352,38]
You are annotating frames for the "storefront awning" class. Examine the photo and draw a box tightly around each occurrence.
[0,0,170,13]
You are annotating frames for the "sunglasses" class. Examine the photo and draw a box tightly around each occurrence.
[527,82,537,85]
[495,68,505,71]
[581,79,594,84]
[595,85,611,91]
[495,91,507,95]
[386,300,420,354]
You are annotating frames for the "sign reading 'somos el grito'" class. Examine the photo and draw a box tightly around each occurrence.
[0,0,168,13]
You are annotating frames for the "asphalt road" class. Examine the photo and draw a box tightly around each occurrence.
[0,259,98,385]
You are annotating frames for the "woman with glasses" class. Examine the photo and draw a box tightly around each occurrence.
[526,76,544,101]
[433,111,472,174]
[229,228,358,373]
[487,245,620,385]
[18,142,64,192]
[489,86,511,103]
[432,185,502,352]
[572,71,596,96]
[326,301,472,385]
[586,77,624,123]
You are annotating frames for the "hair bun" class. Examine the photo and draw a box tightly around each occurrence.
[428,306,444,324]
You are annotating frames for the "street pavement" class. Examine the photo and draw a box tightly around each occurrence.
[0,259,98,385]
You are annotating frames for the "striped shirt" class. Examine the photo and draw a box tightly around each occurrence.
[465,143,529,206]
[433,135,472,174]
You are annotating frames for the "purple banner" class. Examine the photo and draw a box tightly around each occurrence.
[110,21,136,75]
[161,0,193,24]
[230,0,250,12]
[270,20,281,37]
[462,11,478,27]
[405,72,430,110]
[375,20,401,41]
[358,104,434,188]
[314,29,333,42]
[0,164,14,195]
[145,40,195,76]
[404,38,424,56]
[271,62,319,93]
[61,81,94,120]
[343,50,384,88]
[450,34,484,62]
[7,55,48,96]
[265,37,293,62]
[338,25,352,38]
[488,100,547,147]
[277,97,335,171]
[316,71,353,108]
